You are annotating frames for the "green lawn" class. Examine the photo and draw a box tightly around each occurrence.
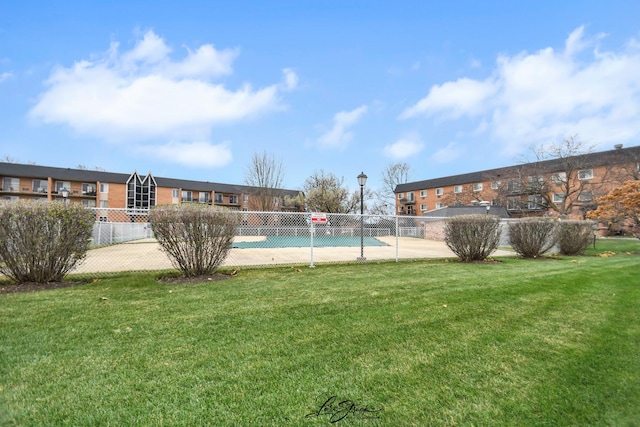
[1,239,639,426]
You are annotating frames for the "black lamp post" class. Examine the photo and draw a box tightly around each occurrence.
[357,172,367,261]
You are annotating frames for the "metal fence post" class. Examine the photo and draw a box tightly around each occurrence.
[395,215,399,262]
[309,221,315,268]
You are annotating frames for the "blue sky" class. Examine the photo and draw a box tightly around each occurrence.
[1,1,640,195]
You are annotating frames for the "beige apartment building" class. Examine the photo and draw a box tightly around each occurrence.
[395,144,640,219]
[0,163,303,221]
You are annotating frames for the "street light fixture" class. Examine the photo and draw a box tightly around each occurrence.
[61,189,69,203]
[357,172,367,262]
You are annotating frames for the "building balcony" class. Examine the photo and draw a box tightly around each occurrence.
[399,198,416,204]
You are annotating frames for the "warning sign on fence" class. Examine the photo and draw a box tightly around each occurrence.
[311,213,327,224]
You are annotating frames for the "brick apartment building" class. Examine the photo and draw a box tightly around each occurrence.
[0,163,303,220]
[395,144,640,219]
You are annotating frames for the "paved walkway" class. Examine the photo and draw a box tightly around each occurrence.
[73,237,514,274]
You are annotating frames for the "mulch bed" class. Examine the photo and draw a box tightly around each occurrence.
[0,281,89,294]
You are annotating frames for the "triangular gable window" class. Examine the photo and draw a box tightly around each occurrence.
[126,172,157,213]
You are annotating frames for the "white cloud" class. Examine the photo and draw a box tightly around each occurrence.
[138,141,233,167]
[399,77,497,120]
[469,58,482,68]
[383,135,424,159]
[317,105,368,149]
[28,30,293,167]
[430,142,462,164]
[282,68,298,91]
[400,26,640,154]
[0,72,12,83]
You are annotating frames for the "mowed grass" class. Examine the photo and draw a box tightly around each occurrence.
[1,239,639,426]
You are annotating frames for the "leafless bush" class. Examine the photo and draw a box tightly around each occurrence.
[557,220,595,255]
[508,218,558,258]
[0,201,94,284]
[444,215,502,262]
[149,205,239,277]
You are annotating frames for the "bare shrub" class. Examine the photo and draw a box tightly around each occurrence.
[508,218,557,258]
[149,205,239,277]
[444,215,502,262]
[0,201,94,284]
[557,220,595,255]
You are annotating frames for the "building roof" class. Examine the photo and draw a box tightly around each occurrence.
[0,162,301,197]
[395,144,640,193]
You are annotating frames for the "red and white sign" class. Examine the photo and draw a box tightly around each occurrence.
[311,213,327,224]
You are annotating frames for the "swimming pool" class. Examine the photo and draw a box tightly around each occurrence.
[232,236,389,249]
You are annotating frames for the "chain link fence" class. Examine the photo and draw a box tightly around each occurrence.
[73,209,515,277]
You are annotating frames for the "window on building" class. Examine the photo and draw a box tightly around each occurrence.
[126,172,157,212]
[578,169,594,180]
[32,179,48,193]
[407,205,414,215]
[244,194,249,202]
[491,181,501,190]
[578,190,593,201]
[182,191,193,202]
[507,196,520,210]
[99,200,109,208]
[199,192,211,203]
[2,195,19,201]
[406,192,415,201]
[507,180,521,193]
[436,188,444,196]
[454,185,463,194]
[553,193,565,203]
[473,183,483,192]
[55,181,71,193]
[397,206,404,213]
[552,172,567,184]
[100,183,109,193]
[172,188,179,198]
[420,190,427,197]
[229,195,238,204]
[2,177,19,191]
[82,183,96,195]
[527,176,544,188]
[436,202,444,209]
[81,199,96,208]
[420,204,427,211]
[528,195,544,210]
[397,193,404,200]
[214,193,223,204]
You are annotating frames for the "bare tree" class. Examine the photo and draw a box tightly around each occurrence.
[608,145,640,182]
[76,164,107,171]
[2,155,19,163]
[381,162,412,199]
[441,183,492,207]
[374,162,412,214]
[302,170,362,213]
[244,151,285,211]
[493,136,600,217]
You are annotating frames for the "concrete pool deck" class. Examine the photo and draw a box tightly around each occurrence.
[73,236,514,274]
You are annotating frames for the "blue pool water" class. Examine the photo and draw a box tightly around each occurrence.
[232,236,388,249]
